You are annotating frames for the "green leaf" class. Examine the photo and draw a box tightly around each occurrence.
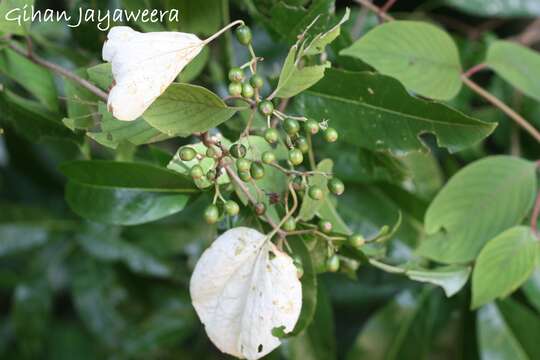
[77,224,171,278]
[61,161,198,225]
[304,8,350,56]
[445,0,540,17]
[143,83,238,137]
[87,63,112,90]
[298,159,332,221]
[168,0,222,36]
[419,156,536,264]
[273,45,330,99]
[406,265,471,297]
[296,68,495,154]
[477,300,540,360]
[0,0,34,35]
[279,235,317,337]
[285,283,336,360]
[472,226,539,309]
[485,40,540,102]
[88,103,170,149]
[340,21,462,100]
[0,48,58,111]
[523,266,540,313]
[317,198,351,235]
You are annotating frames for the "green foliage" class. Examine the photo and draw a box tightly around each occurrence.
[445,0,540,17]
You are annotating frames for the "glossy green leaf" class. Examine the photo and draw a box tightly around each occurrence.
[523,266,540,313]
[0,48,58,111]
[298,159,333,221]
[477,300,540,360]
[485,40,540,102]
[406,265,471,297]
[445,0,540,17]
[340,21,462,100]
[61,161,198,225]
[143,83,238,137]
[296,69,495,154]
[472,226,539,309]
[419,156,536,264]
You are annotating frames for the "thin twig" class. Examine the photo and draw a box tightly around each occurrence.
[7,41,108,101]
[462,63,487,78]
[462,76,540,143]
[354,0,394,22]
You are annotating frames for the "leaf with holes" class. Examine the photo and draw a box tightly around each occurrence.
[190,227,302,359]
[340,21,462,100]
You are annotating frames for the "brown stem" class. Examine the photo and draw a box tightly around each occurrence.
[381,0,398,13]
[354,0,394,22]
[462,76,540,143]
[8,42,108,102]
[462,63,487,78]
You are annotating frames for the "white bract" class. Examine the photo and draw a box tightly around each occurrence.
[102,26,204,121]
[190,227,302,360]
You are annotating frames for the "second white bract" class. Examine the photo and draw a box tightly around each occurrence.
[102,26,204,121]
[190,227,302,360]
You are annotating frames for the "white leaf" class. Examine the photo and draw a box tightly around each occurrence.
[102,26,204,121]
[190,227,302,360]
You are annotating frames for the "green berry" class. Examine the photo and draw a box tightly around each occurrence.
[204,204,219,224]
[264,128,279,144]
[328,178,345,196]
[206,169,217,181]
[242,83,254,98]
[235,25,252,45]
[259,100,274,116]
[228,82,242,96]
[229,143,247,159]
[179,147,196,161]
[261,151,276,164]
[255,202,266,215]
[326,255,340,272]
[324,127,338,143]
[348,234,365,248]
[224,200,240,216]
[308,185,324,200]
[304,119,319,135]
[283,118,300,135]
[295,136,309,154]
[190,165,204,179]
[283,217,296,231]
[206,146,220,158]
[236,158,251,172]
[238,170,252,182]
[228,67,244,82]
[250,74,264,89]
[250,162,265,180]
[288,149,303,166]
[318,219,333,234]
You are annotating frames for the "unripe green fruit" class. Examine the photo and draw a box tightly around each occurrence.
[328,178,345,196]
[283,118,300,135]
[288,149,303,166]
[229,143,247,159]
[264,128,279,144]
[206,146,221,158]
[206,169,217,181]
[283,217,296,231]
[228,67,244,82]
[250,74,264,89]
[224,200,240,216]
[348,234,366,248]
[295,136,309,154]
[318,219,333,234]
[235,25,252,45]
[204,204,219,224]
[308,185,324,200]
[261,151,276,164]
[236,158,251,172]
[304,119,319,135]
[255,202,266,215]
[190,165,204,179]
[326,255,340,272]
[238,170,252,182]
[228,82,242,96]
[250,162,265,180]
[242,83,254,98]
[324,127,338,143]
[179,147,196,161]
[259,100,274,116]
